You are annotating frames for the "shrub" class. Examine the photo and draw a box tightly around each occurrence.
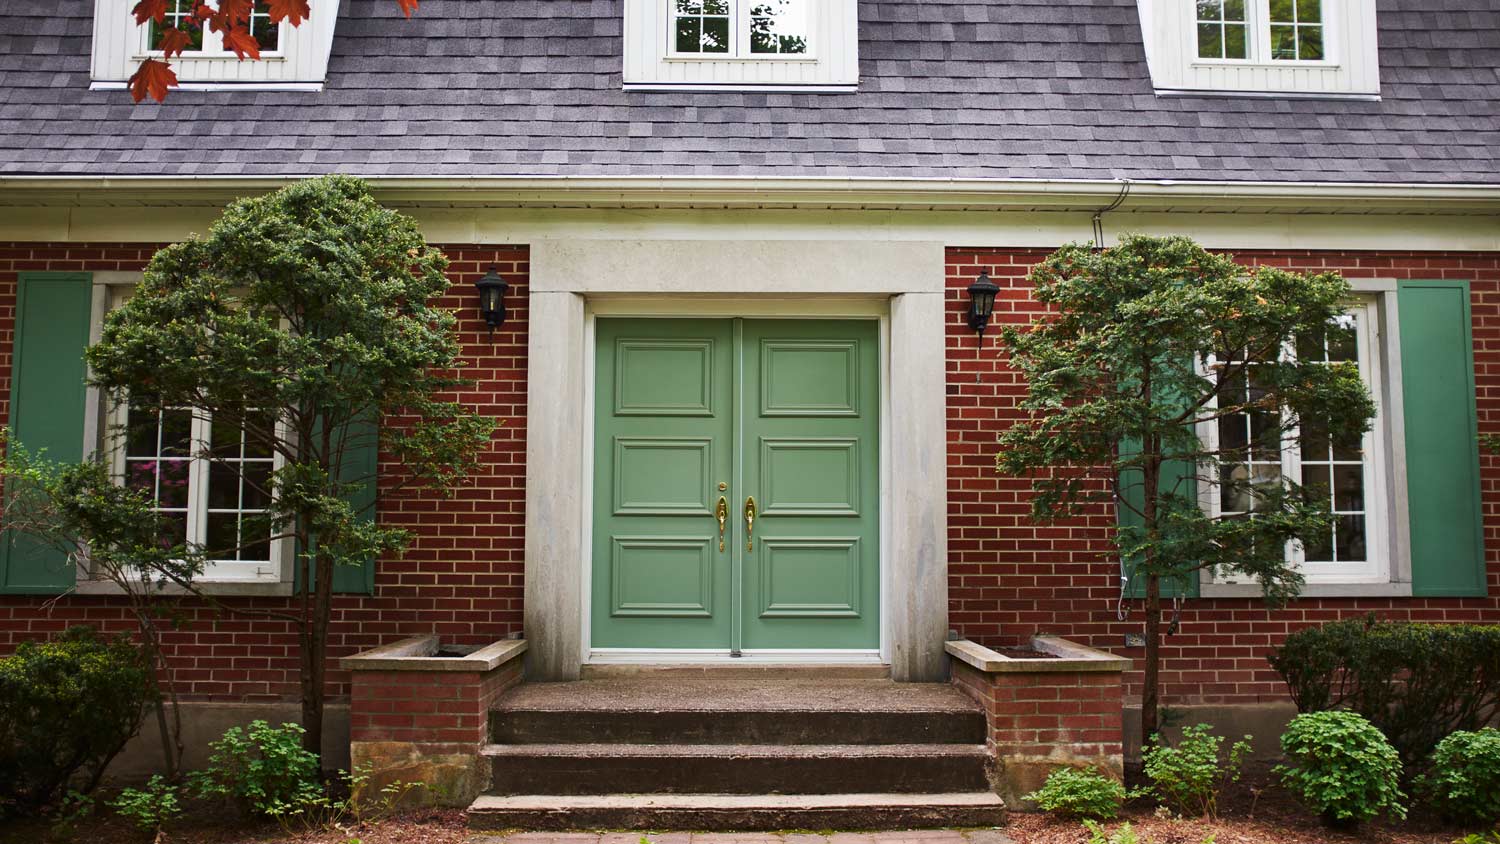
[1138,723,1251,819]
[109,775,182,833]
[1024,767,1127,819]
[1267,617,1500,771]
[189,721,322,818]
[1421,728,1500,825]
[1276,710,1406,828]
[0,627,153,814]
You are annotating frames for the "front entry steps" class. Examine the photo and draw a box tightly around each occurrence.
[467,676,1006,831]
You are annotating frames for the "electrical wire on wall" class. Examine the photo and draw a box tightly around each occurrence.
[1093,179,1132,251]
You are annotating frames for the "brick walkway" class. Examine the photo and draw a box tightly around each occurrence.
[472,831,1013,844]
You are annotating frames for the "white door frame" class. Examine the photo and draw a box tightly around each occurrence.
[581,299,891,666]
[523,239,949,681]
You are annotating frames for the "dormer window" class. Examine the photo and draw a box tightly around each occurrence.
[1194,0,1325,63]
[146,0,284,57]
[1137,0,1377,99]
[624,0,855,91]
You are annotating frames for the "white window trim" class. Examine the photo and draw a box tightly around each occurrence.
[1191,0,1338,68]
[72,272,295,598]
[1201,278,1412,598]
[664,0,817,62]
[135,0,288,61]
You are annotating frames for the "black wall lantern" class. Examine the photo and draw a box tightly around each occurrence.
[966,270,1000,346]
[475,265,510,338]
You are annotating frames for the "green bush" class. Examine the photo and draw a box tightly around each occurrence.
[1024,767,1126,819]
[0,627,153,814]
[109,775,182,833]
[189,720,322,817]
[1277,710,1406,828]
[1138,723,1250,819]
[1421,728,1500,825]
[1267,617,1500,771]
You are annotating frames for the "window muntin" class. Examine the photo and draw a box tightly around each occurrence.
[1196,0,1248,60]
[146,0,283,57]
[1193,0,1330,64]
[670,0,810,58]
[1205,299,1385,584]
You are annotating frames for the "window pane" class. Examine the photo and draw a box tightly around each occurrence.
[1224,24,1247,59]
[703,0,729,13]
[1298,26,1324,60]
[208,462,241,509]
[675,18,701,53]
[1333,464,1365,512]
[750,0,809,55]
[1297,0,1322,23]
[1301,464,1332,498]
[1198,23,1223,59]
[1197,0,1223,20]
[251,2,280,52]
[1269,0,1295,22]
[242,463,273,511]
[702,16,730,52]
[157,458,191,509]
[1270,24,1297,59]
[206,512,238,557]
[161,410,193,456]
[1336,514,1367,561]
[1302,526,1334,562]
[1223,0,1246,20]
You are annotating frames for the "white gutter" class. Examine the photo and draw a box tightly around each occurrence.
[2,175,1499,213]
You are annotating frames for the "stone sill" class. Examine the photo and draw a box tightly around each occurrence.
[946,636,1132,674]
[340,634,527,673]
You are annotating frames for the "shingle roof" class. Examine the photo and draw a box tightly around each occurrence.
[0,0,1496,183]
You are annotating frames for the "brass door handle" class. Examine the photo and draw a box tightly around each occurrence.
[715,496,729,552]
[744,496,757,552]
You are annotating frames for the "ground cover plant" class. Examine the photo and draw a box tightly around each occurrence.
[1137,724,1252,820]
[1276,710,1406,829]
[1025,767,1128,819]
[1419,728,1500,825]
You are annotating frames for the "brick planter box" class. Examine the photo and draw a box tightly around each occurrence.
[342,635,526,807]
[948,637,1130,806]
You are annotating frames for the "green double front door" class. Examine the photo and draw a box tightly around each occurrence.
[592,318,880,654]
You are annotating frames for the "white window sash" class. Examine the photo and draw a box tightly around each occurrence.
[666,0,815,60]
[1191,0,1337,67]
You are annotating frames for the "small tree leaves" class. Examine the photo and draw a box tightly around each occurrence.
[128,57,178,103]
[395,0,419,17]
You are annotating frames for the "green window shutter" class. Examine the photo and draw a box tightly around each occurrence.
[1117,436,1201,599]
[1,272,94,594]
[1399,280,1486,597]
[295,414,379,596]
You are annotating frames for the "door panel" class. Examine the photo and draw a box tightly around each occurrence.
[591,317,880,653]
[741,320,881,651]
[592,319,735,649]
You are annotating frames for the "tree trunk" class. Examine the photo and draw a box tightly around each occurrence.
[1142,572,1162,745]
[303,545,334,763]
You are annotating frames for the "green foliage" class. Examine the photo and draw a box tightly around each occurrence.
[264,768,435,833]
[109,775,183,833]
[189,721,322,818]
[1024,766,1127,819]
[0,627,154,815]
[1421,728,1500,824]
[1267,617,1500,771]
[1454,833,1500,844]
[1138,723,1251,819]
[1276,710,1406,827]
[996,234,1374,604]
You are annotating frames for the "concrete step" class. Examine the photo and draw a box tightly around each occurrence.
[581,663,892,680]
[483,742,994,796]
[492,707,987,745]
[467,791,1007,831]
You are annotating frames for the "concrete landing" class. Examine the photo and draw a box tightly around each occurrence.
[494,677,980,713]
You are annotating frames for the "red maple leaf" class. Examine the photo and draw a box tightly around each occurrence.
[131,0,169,25]
[395,0,418,18]
[206,0,252,33]
[155,26,194,58]
[265,0,312,25]
[221,26,263,60]
[128,57,178,103]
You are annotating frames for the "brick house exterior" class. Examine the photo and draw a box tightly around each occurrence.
[0,0,1498,803]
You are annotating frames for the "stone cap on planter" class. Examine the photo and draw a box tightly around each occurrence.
[340,634,528,673]
[946,636,1132,674]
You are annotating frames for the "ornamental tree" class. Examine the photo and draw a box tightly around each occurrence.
[995,234,1375,746]
[128,0,419,102]
[86,175,496,760]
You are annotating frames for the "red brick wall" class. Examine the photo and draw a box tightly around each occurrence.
[0,242,530,702]
[2,242,1498,711]
[947,248,1500,705]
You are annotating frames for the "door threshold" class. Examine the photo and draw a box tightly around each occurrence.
[588,649,884,665]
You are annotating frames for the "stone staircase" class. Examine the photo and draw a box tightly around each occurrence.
[467,672,1006,831]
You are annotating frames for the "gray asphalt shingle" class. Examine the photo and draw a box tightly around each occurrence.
[0,0,1495,182]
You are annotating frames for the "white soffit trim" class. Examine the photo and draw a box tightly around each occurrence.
[1,176,1499,216]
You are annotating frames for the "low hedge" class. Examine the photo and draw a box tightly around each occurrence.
[1267,617,1500,772]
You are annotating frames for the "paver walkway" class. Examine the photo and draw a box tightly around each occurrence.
[472,831,1013,844]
